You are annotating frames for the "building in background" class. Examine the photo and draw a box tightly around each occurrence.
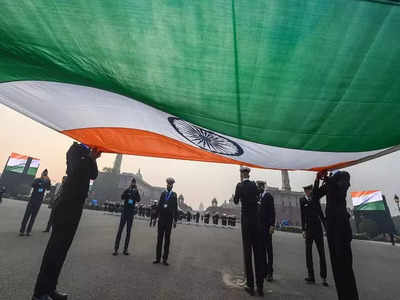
[205,170,303,226]
[89,154,183,208]
[198,202,204,212]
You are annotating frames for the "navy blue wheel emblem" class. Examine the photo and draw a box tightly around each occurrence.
[168,117,244,156]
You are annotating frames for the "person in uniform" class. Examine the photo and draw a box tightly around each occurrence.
[32,143,100,300]
[153,177,178,266]
[113,178,141,256]
[221,214,227,226]
[44,176,67,233]
[20,169,51,236]
[257,180,276,282]
[232,215,237,227]
[299,184,328,286]
[204,212,210,224]
[313,170,359,300]
[138,204,143,217]
[234,166,265,296]
[0,186,6,204]
[213,212,220,226]
[115,202,121,213]
[145,206,150,218]
[195,212,200,224]
[186,211,192,223]
[149,200,158,227]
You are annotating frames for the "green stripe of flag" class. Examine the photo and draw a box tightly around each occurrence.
[5,165,24,174]
[354,201,385,211]
[0,0,399,152]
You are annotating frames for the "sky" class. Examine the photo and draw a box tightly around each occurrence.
[1,103,399,216]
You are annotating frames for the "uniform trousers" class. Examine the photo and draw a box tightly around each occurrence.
[156,218,173,261]
[265,231,274,276]
[20,201,42,233]
[326,217,359,300]
[115,213,134,251]
[34,209,82,296]
[241,216,265,290]
[305,221,327,279]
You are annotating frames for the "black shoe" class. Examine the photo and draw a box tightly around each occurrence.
[266,274,273,282]
[26,232,31,236]
[162,260,169,266]
[244,286,255,296]
[19,232,25,236]
[123,250,130,255]
[112,251,118,256]
[322,278,329,287]
[32,295,51,300]
[305,277,315,284]
[153,260,160,264]
[43,229,50,233]
[49,290,68,300]
[257,288,264,297]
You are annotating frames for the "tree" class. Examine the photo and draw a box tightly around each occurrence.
[359,218,379,238]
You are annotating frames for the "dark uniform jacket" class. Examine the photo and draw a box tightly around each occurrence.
[312,173,352,242]
[49,182,65,209]
[121,187,141,216]
[157,190,178,223]
[234,179,259,218]
[31,178,51,204]
[55,151,98,224]
[299,194,325,234]
[150,204,158,217]
[259,191,276,228]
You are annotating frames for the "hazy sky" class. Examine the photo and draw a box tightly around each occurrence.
[1,104,399,216]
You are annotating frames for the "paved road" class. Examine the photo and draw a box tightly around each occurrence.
[0,198,398,300]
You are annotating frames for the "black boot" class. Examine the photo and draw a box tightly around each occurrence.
[305,276,315,284]
[49,290,68,300]
[244,286,255,296]
[32,295,51,300]
[322,278,329,287]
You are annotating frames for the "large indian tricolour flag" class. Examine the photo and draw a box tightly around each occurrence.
[352,191,385,211]
[0,1,399,170]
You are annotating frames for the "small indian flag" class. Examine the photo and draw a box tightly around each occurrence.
[351,190,385,211]
[5,153,28,174]
[27,159,40,176]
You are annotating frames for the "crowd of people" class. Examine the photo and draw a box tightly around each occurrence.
[102,198,238,228]
[6,142,360,300]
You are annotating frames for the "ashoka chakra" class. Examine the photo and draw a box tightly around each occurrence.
[168,117,243,156]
